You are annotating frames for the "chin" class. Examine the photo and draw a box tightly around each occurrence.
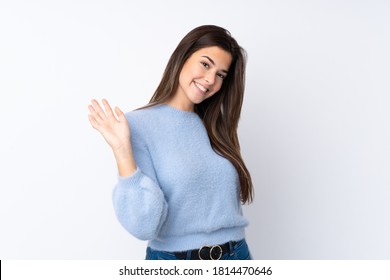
[192,98,207,105]
[188,96,205,105]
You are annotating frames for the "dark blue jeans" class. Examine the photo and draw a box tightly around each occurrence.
[145,239,252,260]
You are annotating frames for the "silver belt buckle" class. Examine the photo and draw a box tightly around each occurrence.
[210,245,223,260]
[198,245,222,260]
[198,245,210,260]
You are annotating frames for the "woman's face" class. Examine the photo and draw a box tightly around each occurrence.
[172,46,232,111]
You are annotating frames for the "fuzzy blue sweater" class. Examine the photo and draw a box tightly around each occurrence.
[112,104,249,252]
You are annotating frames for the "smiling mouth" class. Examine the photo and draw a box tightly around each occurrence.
[194,82,209,93]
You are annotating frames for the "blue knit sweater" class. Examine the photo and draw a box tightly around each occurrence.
[112,104,248,252]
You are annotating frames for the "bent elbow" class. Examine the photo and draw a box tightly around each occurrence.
[114,199,168,241]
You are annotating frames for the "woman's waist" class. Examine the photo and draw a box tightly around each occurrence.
[148,226,246,252]
[160,208,248,234]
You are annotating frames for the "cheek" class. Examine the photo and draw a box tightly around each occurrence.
[179,68,191,85]
[212,80,223,92]
[180,65,202,84]
[191,64,206,78]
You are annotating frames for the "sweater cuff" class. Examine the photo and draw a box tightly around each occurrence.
[117,167,143,187]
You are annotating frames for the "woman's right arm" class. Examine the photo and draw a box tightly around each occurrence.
[88,99,168,240]
[88,99,136,176]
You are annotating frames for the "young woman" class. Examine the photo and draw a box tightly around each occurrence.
[88,25,254,260]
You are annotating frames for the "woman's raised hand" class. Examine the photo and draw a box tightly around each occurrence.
[88,99,131,157]
[88,99,137,176]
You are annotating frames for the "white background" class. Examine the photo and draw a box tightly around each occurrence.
[0,0,389,259]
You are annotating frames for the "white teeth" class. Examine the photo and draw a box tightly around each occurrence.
[195,82,208,93]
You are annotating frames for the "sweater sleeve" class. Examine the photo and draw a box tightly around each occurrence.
[112,114,168,241]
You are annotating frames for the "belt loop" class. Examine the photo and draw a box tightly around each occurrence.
[228,241,234,254]
[186,250,192,260]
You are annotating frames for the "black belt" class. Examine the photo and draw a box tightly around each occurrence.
[174,241,236,260]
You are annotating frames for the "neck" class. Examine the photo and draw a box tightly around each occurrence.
[165,97,195,112]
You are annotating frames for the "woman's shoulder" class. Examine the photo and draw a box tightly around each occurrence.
[125,104,159,119]
[124,104,164,132]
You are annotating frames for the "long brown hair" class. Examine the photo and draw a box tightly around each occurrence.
[145,25,253,204]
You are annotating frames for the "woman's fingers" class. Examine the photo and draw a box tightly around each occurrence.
[88,103,104,123]
[115,106,126,123]
[88,98,124,130]
[91,99,109,121]
[102,98,116,119]
[88,98,130,151]
[88,114,99,130]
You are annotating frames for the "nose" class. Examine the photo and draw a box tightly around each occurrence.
[204,71,215,85]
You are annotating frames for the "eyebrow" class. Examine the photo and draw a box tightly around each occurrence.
[201,55,229,73]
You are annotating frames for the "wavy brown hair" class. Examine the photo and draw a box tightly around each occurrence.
[144,25,253,204]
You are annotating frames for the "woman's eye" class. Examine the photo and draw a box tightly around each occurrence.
[201,62,209,68]
[217,73,226,79]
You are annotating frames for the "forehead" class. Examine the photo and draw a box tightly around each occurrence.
[191,46,232,70]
